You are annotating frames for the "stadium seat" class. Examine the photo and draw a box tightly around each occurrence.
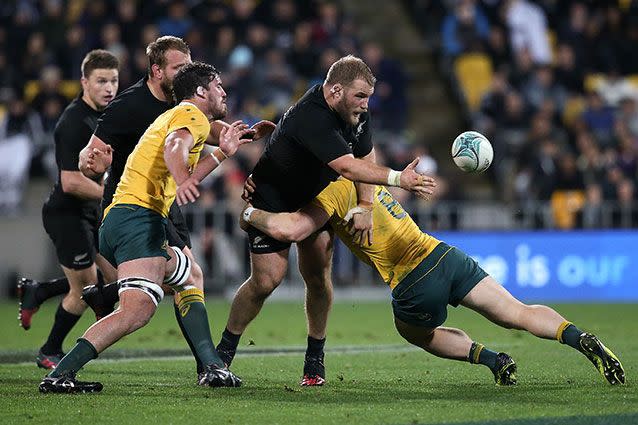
[453,53,493,111]
[584,73,604,93]
[551,190,586,229]
[23,80,82,103]
[562,96,585,128]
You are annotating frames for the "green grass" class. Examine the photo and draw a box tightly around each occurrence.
[1,300,636,425]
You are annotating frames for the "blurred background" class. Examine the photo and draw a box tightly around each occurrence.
[0,0,636,301]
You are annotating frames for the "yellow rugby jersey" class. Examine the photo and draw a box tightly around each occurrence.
[312,179,440,289]
[106,102,210,218]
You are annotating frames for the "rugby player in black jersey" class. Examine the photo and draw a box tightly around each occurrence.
[77,36,274,381]
[17,50,119,369]
[210,55,436,386]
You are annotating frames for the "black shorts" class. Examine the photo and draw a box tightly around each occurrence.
[167,202,191,249]
[247,222,332,254]
[42,204,99,270]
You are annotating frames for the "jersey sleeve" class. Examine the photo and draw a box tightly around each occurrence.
[166,107,210,146]
[298,112,352,164]
[311,179,354,219]
[352,113,373,158]
[55,117,94,171]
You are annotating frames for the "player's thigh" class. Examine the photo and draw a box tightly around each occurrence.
[180,245,203,290]
[249,249,290,291]
[42,206,98,270]
[460,276,525,322]
[61,264,98,294]
[297,226,334,282]
[393,316,435,346]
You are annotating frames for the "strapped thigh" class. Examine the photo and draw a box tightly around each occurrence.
[164,246,191,289]
[118,277,164,306]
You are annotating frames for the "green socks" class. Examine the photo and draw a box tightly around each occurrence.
[557,321,584,351]
[48,338,98,378]
[468,342,498,370]
[176,288,224,368]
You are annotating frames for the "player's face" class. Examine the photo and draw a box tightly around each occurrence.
[159,50,191,97]
[337,79,374,126]
[204,76,227,120]
[82,68,119,111]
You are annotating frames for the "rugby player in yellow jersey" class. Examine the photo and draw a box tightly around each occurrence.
[39,62,251,393]
[241,178,625,386]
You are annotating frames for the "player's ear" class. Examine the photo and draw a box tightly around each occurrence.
[330,84,342,97]
[196,86,206,97]
[151,63,162,79]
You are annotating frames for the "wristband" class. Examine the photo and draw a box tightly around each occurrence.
[210,151,221,165]
[387,170,401,187]
[242,206,256,223]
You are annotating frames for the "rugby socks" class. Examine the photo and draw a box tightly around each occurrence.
[556,321,585,352]
[40,303,81,355]
[48,338,98,378]
[173,301,204,374]
[35,277,69,304]
[217,328,241,367]
[468,342,498,370]
[175,288,225,368]
[306,336,326,359]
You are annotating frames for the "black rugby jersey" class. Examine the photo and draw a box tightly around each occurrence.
[45,96,102,212]
[251,84,372,212]
[94,76,171,209]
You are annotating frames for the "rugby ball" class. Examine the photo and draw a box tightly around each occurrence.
[451,131,493,173]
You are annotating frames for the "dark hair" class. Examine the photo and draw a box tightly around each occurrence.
[325,55,376,87]
[81,49,119,78]
[146,36,190,73]
[172,61,220,103]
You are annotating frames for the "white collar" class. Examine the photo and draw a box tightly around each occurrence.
[179,101,197,108]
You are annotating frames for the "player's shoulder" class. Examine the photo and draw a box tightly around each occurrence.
[55,98,93,129]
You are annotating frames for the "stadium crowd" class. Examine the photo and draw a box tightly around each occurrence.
[410,0,638,229]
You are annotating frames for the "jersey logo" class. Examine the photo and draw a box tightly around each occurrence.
[355,120,366,139]
[377,188,406,219]
[74,253,89,262]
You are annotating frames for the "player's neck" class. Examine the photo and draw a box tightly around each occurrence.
[147,78,169,102]
[81,93,100,112]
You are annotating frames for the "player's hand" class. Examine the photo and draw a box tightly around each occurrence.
[344,204,373,246]
[241,174,256,203]
[400,158,436,200]
[176,176,200,206]
[251,120,276,140]
[218,120,255,158]
[85,145,113,175]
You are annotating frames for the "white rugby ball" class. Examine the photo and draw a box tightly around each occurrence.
[451,131,493,173]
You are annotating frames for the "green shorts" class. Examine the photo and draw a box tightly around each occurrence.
[99,204,171,268]
[391,242,487,328]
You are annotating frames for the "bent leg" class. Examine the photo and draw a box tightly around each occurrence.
[394,318,472,361]
[460,276,566,339]
[298,229,334,340]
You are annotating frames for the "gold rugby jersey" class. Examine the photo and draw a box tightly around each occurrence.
[312,179,440,289]
[106,102,210,218]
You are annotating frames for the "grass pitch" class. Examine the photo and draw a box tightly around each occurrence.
[1,299,636,425]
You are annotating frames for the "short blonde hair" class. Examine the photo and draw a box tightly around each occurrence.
[325,55,376,87]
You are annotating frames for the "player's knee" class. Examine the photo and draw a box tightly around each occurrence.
[188,260,204,290]
[249,273,281,298]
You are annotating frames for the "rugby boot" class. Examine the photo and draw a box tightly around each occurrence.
[81,283,117,320]
[39,372,103,394]
[492,352,517,386]
[17,278,41,330]
[36,350,64,369]
[579,333,625,385]
[300,354,326,386]
[197,365,242,388]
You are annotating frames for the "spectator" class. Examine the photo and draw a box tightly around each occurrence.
[522,65,567,113]
[157,1,193,38]
[579,91,616,148]
[554,43,584,94]
[441,0,490,58]
[504,0,552,65]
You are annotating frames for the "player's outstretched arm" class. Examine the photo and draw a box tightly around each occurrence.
[242,204,330,243]
[352,148,376,246]
[61,170,104,200]
[328,154,437,199]
[79,134,112,178]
